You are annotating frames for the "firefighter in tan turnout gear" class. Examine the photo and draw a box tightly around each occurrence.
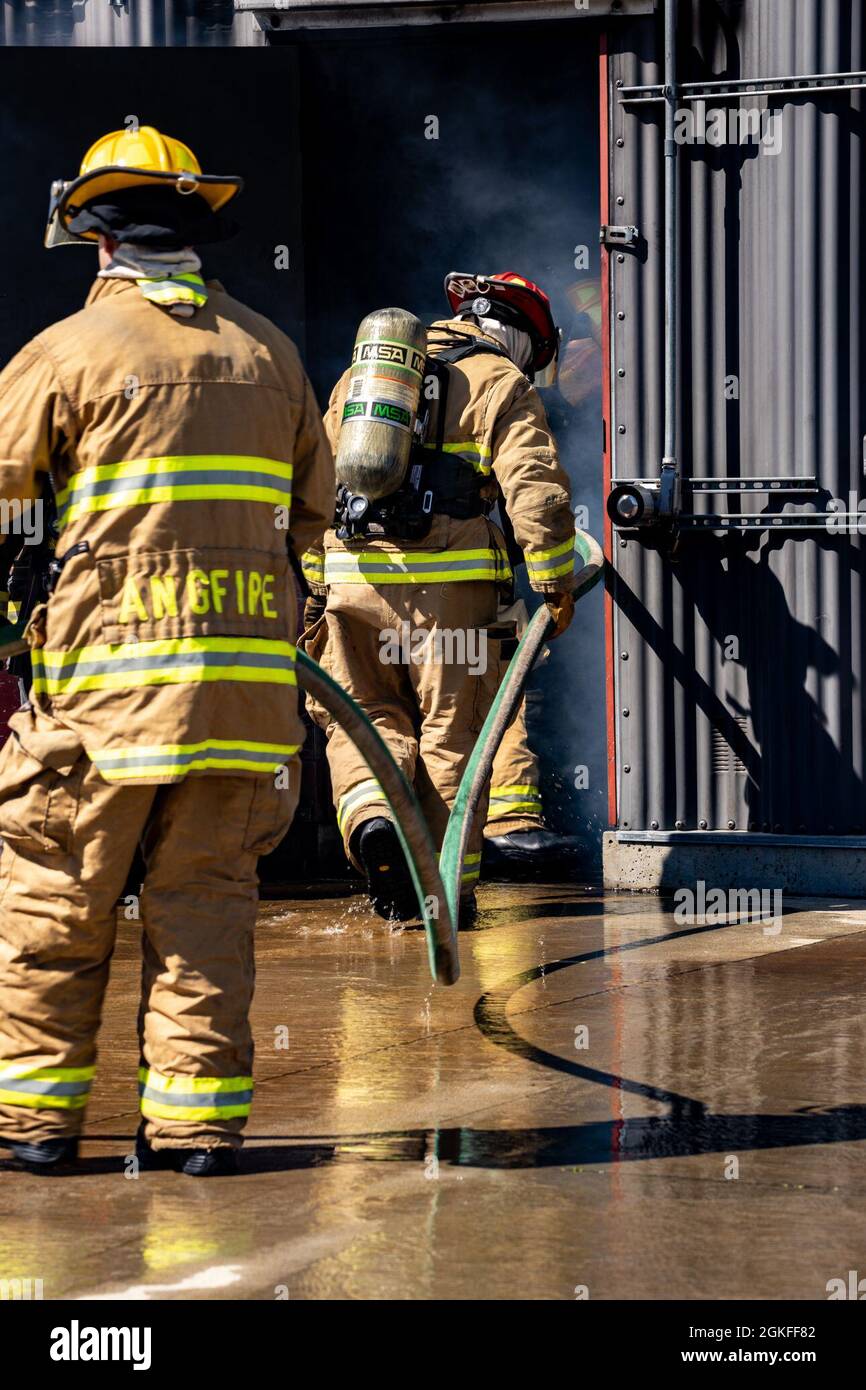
[0,127,334,1174]
[302,271,576,923]
[483,278,604,875]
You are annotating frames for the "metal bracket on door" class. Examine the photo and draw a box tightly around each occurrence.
[617,70,866,104]
[606,475,866,532]
[600,223,640,247]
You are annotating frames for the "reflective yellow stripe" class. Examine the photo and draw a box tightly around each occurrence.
[31,636,296,697]
[0,1063,95,1111]
[0,1064,95,1082]
[525,537,576,561]
[324,547,511,586]
[61,455,294,493]
[92,739,299,781]
[62,483,291,522]
[56,455,293,528]
[337,778,387,836]
[525,536,576,581]
[139,273,208,308]
[436,849,482,885]
[138,1066,253,1122]
[140,285,208,307]
[461,851,482,885]
[422,440,494,475]
[0,1092,90,1111]
[301,550,325,585]
[488,784,544,821]
[138,1068,252,1091]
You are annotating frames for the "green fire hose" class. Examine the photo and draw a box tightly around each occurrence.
[438,529,605,929]
[295,649,458,985]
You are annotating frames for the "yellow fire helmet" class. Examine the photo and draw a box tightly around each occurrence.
[45,125,243,247]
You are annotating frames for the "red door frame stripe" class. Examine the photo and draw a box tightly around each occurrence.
[599,28,617,829]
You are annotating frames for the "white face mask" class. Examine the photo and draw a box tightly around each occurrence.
[477,317,534,372]
[456,312,533,373]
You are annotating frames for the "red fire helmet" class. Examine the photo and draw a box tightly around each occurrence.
[444,270,560,375]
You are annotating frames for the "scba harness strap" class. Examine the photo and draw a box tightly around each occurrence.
[334,336,511,542]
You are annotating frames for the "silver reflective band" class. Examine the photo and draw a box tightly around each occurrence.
[138,1084,253,1108]
[37,648,292,679]
[94,744,293,772]
[0,1076,91,1096]
[337,779,387,834]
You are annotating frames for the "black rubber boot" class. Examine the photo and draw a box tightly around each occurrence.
[482,827,585,880]
[458,892,479,930]
[180,1148,239,1178]
[134,1125,239,1177]
[351,817,418,921]
[9,1137,79,1170]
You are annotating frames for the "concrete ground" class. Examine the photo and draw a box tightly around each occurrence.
[2,884,866,1301]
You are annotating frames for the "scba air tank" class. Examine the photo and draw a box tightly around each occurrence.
[336,308,428,501]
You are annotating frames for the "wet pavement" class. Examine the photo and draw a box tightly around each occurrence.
[2,884,866,1300]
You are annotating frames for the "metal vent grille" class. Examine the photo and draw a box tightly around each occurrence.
[711,718,750,776]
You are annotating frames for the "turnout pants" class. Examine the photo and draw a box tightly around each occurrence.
[304,580,500,897]
[0,709,298,1150]
[485,598,543,836]
[485,688,544,836]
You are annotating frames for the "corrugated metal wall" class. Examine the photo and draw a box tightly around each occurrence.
[609,0,866,838]
[0,0,263,46]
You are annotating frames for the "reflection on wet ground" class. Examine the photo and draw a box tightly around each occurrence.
[2,884,866,1299]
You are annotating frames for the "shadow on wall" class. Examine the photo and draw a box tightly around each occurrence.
[692,537,858,836]
[613,530,862,840]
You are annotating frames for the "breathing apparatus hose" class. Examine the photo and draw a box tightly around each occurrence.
[295,648,459,985]
[438,529,605,923]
